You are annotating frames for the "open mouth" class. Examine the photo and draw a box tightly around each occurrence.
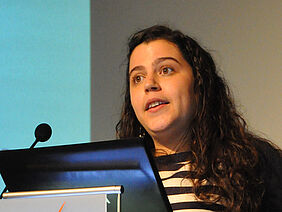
[146,101,169,111]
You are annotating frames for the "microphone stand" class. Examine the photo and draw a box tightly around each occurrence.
[30,139,40,149]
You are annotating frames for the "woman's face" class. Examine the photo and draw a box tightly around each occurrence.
[129,39,195,143]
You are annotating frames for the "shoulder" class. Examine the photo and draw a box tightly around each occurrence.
[254,139,281,175]
[253,139,282,211]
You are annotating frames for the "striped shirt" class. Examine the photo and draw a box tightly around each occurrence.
[154,151,224,212]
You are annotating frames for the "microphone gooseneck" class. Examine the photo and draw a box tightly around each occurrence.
[0,123,52,199]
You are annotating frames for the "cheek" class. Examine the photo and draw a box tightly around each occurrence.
[173,82,195,113]
[130,88,140,113]
[130,88,146,126]
[183,87,196,118]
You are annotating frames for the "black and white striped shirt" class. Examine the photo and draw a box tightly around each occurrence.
[155,152,224,212]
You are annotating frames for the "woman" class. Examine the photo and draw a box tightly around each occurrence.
[116,25,281,211]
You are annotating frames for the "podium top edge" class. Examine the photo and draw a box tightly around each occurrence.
[3,185,123,199]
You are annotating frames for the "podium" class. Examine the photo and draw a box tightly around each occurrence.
[0,186,121,211]
[0,138,172,211]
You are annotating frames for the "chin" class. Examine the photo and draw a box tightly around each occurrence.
[145,122,173,135]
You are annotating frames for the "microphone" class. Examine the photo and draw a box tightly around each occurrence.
[0,123,52,199]
[30,123,52,148]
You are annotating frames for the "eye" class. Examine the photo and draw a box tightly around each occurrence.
[161,67,173,75]
[132,75,144,84]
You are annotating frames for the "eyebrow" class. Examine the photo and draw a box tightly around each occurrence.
[129,57,180,75]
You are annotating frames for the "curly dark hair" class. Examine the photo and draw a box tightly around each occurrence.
[116,25,280,211]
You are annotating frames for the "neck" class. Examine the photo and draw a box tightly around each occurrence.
[152,133,191,157]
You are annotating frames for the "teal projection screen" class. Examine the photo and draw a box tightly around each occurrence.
[0,1,90,191]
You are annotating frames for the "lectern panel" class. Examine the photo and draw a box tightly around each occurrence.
[0,138,172,212]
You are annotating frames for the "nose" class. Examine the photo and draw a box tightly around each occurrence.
[144,75,161,92]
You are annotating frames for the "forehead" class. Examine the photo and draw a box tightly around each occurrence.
[129,39,184,69]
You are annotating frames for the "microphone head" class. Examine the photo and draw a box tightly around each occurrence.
[35,123,52,142]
